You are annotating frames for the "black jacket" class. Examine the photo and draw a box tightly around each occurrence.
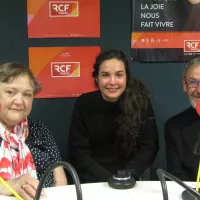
[165,107,200,181]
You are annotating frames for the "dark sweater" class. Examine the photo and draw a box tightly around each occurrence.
[165,107,200,181]
[69,90,159,183]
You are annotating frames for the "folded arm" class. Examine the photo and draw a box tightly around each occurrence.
[53,167,68,186]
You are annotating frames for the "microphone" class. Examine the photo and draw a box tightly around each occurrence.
[157,169,200,200]
[108,170,136,189]
[181,100,200,200]
[33,161,82,200]
[193,99,200,156]
[196,100,200,116]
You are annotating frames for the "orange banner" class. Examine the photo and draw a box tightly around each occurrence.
[29,46,100,98]
[27,0,100,38]
[131,32,200,51]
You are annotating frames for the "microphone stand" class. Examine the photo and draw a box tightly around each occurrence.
[157,169,200,200]
[33,161,82,200]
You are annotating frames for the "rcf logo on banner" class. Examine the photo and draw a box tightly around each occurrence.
[51,62,80,77]
[49,1,79,17]
[184,40,200,52]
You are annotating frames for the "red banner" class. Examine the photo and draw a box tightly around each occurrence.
[27,0,100,38]
[132,32,200,50]
[29,46,100,98]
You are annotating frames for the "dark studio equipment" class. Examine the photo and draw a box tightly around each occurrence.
[108,170,136,189]
[34,161,82,200]
[157,169,200,200]
[182,189,200,200]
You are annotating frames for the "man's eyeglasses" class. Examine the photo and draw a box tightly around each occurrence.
[185,78,200,88]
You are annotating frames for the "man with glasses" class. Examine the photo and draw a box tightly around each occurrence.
[164,56,200,181]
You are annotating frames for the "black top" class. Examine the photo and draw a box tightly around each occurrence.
[0,118,62,187]
[69,90,159,183]
[165,107,200,181]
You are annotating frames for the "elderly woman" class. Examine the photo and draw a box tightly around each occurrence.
[69,50,159,183]
[0,63,67,200]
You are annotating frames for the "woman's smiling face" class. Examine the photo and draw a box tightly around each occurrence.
[0,75,34,130]
[96,58,127,102]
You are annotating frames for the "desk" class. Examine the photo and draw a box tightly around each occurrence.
[0,181,197,200]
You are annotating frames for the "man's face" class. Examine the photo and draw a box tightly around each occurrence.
[183,65,200,108]
[188,0,200,4]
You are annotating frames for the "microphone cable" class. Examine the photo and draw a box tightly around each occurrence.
[157,169,200,200]
[33,161,82,200]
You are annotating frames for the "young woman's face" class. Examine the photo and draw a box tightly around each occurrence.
[96,58,127,102]
[0,75,34,130]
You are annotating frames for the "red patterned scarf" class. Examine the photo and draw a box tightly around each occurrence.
[0,118,37,180]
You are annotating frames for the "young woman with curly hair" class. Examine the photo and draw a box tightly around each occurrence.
[69,50,159,183]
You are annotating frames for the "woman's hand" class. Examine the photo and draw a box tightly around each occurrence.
[0,173,45,200]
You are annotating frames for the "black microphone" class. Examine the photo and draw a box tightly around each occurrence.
[193,98,200,155]
[183,129,200,200]
[33,161,82,200]
[182,102,200,200]
[108,170,136,189]
[157,169,200,200]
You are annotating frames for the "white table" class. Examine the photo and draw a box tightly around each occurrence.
[0,181,197,200]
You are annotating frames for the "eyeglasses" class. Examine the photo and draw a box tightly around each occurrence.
[185,78,200,88]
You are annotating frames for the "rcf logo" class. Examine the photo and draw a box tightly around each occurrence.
[49,1,79,17]
[184,40,200,52]
[51,62,80,77]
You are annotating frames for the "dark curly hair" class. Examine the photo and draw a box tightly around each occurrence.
[117,78,149,157]
[92,50,149,157]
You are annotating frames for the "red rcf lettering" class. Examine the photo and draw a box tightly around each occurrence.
[52,4,69,12]
[54,65,71,73]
